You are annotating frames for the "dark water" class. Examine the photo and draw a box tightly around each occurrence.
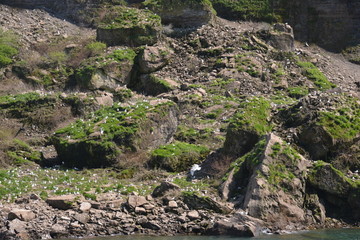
[68,228,360,240]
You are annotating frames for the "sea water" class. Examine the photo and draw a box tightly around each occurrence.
[68,228,360,240]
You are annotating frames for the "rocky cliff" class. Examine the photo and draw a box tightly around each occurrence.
[0,0,359,239]
[285,0,360,51]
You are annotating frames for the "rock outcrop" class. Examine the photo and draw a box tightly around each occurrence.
[221,134,311,229]
[143,0,216,28]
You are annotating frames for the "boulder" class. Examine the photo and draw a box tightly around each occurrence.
[96,6,162,46]
[137,74,177,96]
[187,210,200,220]
[46,195,81,210]
[76,49,135,91]
[278,92,360,161]
[152,181,181,198]
[52,100,179,168]
[79,202,92,212]
[267,23,294,51]
[128,195,148,209]
[138,46,172,74]
[206,219,257,237]
[182,192,231,214]
[8,209,35,222]
[143,0,216,28]
[221,134,311,229]
[307,161,360,220]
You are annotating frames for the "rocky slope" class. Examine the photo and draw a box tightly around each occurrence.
[0,0,359,239]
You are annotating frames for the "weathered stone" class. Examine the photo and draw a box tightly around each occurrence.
[168,200,178,208]
[138,46,172,74]
[140,220,161,230]
[50,223,68,239]
[182,192,231,214]
[8,209,35,222]
[145,0,216,28]
[135,207,147,215]
[128,195,148,209]
[8,219,27,234]
[46,195,80,210]
[96,6,161,47]
[79,202,92,212]
[74,213,90,224]
[187,210,200,220]
[206,219,256,237]
[152,181,181,198]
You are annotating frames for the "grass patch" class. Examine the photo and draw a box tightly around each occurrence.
[297,61,336,90]
[148,141,210,172]
[228,97,272,135]
[317,95,360,141]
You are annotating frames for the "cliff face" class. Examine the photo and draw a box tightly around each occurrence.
[286,0,360,51]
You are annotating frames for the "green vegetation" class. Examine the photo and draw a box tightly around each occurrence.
[107,48,137,63]
[99,6,161,29]
[85,41,107,56]
[288,86,309,98]
[210,0,281,22]
[148,141,210,172]
[235,55,260,77]
[228,97,272,135]
[0,28,18,67]
[297,61,336,90]
[143,0,215,12]
[267,163,295,186]
[317,95,360,141]
[0,166,156,202]
[53,101,176,168]
[6,139,42,165]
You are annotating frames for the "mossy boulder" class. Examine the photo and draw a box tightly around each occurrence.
[138,45,172,74]
[75,48,137,91]
[221,134,311,229]
[52,100,179,168]
[223,97,272,157]
[137,74,177,96]
[148,141,209,172]
[279,92,360,160]
[182,191,231,214]
[96,6,162,46]
[143,0,216,28]
[307,161,360,220]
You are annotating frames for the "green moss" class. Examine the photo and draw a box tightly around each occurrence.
[297,61,336,90]
[6,139,41,165]
[228,97,272,135]
[148,141,210,172]
[99,6,161,29]
[143,0,215,13]
[0,28,18,67]
[288,86,309,98]
[107,48,137,63]
[235,55,260,77]
[210,0,281,22]
[267,163,295,186]
[317,96,360,141]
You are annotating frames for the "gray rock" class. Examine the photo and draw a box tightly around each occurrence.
[152,181,181,198]
[8,209,36,222]
[187,210,200,220]
[128,195,148,209]
[46,195,81,210]
[138,46,172,74]
[79,202,92,212]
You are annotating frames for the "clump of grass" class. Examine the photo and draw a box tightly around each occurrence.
[297,61,336,90]
[0,28,18,67]
[317,95,360,141]
[235,55,260,77]
[7,139,42,165]
[228,97,272,135]
[148,141,210,172]
[0,166,157,202]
